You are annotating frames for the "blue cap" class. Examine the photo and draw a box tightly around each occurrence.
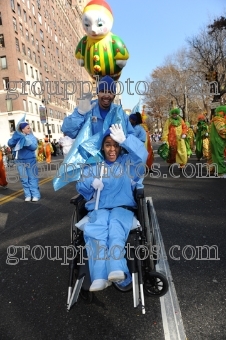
[20,122,29,130]
[97,76,116,94]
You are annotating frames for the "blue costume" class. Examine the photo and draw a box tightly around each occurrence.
[8,119,40,200]
[133,125,146,143]
[76,133,148,287]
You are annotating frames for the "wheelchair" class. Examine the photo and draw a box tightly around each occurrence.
[67,188,169,314]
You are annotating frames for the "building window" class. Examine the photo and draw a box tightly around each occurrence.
[29,102,33,113]
[17,3,21,16]
[18,59,22,71]
[33,52,37,63]
[23,99,27,111]
[9,120,16,132]
[13,17,17,32]
[3,77,9,90]
[34,22,37,31]
[40,29,44,41]
[22,43,26,55]
[19,23,23,36]
[29,16,32,27]
[42,45,46,56]
[37,120,41,132]
[27,0,30,9]
[25,29,29,41]
[0,12,2,25]
[35,103,38,114]
[23,10,27,22]
[38,13,42,24]
[32,121,36,131]
[32,4,35,16]
[0,34,5,47]
[27,47,31,59]
[36,39,39,52]
[31,34,34,45]
[52,124,55,133]
[30,66,34,78]
[24,63,28,75]
[38,56,41,67]
[15,38,20,51]
[10,0,15,11]
[35,69,38,80]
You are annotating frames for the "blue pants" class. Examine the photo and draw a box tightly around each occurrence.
[83,207,133,282]
[16,158,40,199]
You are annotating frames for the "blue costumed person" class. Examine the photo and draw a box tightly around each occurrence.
[129,113,146,142]
[76,124,148,291]
[8,117,40,202]
[53,75,135,191]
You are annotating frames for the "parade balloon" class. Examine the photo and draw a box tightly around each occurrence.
[75,0,129,81]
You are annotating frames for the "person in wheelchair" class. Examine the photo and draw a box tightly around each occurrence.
[76,124,148,292]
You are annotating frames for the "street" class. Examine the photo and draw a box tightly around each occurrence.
[0,145,226,340]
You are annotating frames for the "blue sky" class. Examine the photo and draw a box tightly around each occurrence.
[106,0,226,110]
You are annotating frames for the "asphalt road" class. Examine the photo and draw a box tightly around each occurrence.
[0,146,226,340]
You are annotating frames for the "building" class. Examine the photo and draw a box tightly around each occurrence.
[0,0,91,146]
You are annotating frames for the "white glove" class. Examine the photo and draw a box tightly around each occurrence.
[205,132,208,136]
[109,124,126,144]
[181,134,186,139]
[78,92,93,115]
[91,178,104,191]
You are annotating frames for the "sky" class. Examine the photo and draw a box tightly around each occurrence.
[106,0,226,110]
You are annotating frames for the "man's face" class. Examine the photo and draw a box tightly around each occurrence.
[22,125,31,134]
[172,113,179,119]
[102,136,120,162]
[98,90,115,109]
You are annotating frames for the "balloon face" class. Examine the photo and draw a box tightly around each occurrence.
[82,9,113,40]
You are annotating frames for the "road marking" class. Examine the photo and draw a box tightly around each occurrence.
[146,197,187,340]
[0,177,53,205]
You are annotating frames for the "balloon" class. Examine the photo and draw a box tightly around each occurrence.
[75,0,129,81]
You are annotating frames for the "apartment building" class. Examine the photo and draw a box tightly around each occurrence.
[0,0,91,145]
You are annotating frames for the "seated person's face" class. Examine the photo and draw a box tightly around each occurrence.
[98,90,115,109]
[102,136,121,162]
[129,118,136,126]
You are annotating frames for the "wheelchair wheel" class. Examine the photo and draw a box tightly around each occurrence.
[113,281,132,293]
[80,288,93,303]
[144,271,168,298]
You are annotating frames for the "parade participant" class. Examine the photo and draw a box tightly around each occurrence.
[208,106,226,178]
[53,76,135,191]
[129,113,146,142]
[61,75,134,139]
[195,114,209,161]
[185,122,195,155]
[8,120,40,201]
[160,108,187,168]
[44,137,54,164]
[0,147,8,189]
[37,140,45,162]
[76,124,148,291]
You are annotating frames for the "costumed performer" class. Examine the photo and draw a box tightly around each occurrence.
[161,108,187,168]
[8,119,40,202]
[76,124,148,291]
[195,114,209,161]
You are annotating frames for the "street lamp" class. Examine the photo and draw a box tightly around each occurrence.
[41,98,51,142]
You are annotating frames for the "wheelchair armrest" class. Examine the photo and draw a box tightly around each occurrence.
[135,188,144,199]
[70,194,85,205]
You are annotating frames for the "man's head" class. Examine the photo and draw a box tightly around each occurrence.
[97,76,116,109]
[101,129,121,162]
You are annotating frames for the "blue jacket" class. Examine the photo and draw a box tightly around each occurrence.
[76,134,148,210]
[8,131,37,161]
[61,101,134,139]
[133,125,147,142]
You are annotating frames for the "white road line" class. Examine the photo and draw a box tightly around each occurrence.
[146,197,187,340]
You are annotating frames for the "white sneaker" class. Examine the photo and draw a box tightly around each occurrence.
[25,197,31,202]
[89,279,112,292]
[32,197,40,202]
[108,271,125,282]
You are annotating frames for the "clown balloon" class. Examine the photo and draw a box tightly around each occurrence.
[75,0,129,81]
